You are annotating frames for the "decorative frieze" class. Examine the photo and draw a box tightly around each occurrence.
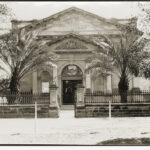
[55,39,88,50]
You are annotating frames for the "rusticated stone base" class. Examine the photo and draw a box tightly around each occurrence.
[75,106,85,118]
[111,103,150,117]
[48,106,59,118]
[0,105,59,118]
[75,103,150,118]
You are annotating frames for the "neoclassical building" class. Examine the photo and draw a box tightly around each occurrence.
[11,7,150,106]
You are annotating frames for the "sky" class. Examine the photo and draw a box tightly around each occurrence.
[2,2,140,20]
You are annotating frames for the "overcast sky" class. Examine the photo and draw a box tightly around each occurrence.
[2,2,140,20]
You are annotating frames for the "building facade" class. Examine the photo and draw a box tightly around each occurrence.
[11,7,150,106]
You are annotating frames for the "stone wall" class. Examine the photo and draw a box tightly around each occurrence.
[0,105,58,118]
[75,104,150,117]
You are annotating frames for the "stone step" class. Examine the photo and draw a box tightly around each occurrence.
[61,105,74,110]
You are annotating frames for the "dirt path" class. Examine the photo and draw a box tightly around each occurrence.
[0,110,150,145]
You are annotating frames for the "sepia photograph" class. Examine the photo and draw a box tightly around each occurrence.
[0,1,150,146]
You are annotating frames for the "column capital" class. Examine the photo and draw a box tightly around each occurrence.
[49,84,58,89]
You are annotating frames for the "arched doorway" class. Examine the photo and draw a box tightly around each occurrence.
[61,64,83,105]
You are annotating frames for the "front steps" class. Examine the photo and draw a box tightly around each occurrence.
[61,105,74,110]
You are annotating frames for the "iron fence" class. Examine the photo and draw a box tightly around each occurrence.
[84,90,150,104]
[0,92,50,105]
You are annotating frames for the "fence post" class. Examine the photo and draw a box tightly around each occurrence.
[76,85,85,117]
[34,100,37,138]
[109,100,111,119]
[49,84,59,118]
[76,85,85,107]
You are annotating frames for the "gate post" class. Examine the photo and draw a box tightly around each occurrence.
[75,84,85,117]
[49,84,59,118]
[109,100,111,119]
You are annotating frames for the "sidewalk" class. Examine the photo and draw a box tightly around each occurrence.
[0,110,150,145]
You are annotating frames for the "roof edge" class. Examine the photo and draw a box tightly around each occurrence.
[15,7,129,31]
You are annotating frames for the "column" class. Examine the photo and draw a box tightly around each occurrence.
[132,75,135,88]
[49,85,58,107]
[106,75,112,93]
[32,71,38,93]
[85,63,91,92]
[53,66,58,86]
[86,72,91,89]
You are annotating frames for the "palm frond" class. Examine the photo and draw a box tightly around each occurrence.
[0,28,58,92]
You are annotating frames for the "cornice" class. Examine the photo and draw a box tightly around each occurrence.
[37,34,121,40]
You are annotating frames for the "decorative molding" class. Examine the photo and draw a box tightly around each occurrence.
[58,62,85,77]
[55,39,88,50]
[37,34,121,40]
[62,65,83,77]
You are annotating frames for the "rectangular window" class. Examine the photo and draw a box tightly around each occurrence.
[42,82,49,93]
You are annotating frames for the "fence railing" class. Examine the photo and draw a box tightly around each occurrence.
[0,92,50,105]
[84,90,150,104]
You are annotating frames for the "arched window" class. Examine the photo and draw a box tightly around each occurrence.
[41,71,50,93]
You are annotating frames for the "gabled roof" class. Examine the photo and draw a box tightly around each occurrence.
[17,7,128,32]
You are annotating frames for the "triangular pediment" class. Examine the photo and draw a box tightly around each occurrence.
[24,7,122,35]
[47,34,102,52]
[55,38,88,50]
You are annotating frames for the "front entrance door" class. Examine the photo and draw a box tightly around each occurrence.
[63,80,82,105]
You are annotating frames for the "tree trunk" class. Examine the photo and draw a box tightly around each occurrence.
[118,73,129,103]
[120,91,127,103]
[8,68,20,104]
[9,74,20,93]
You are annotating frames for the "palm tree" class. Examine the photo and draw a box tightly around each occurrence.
[0,28,57,95]
[137,2,150,79]
[86,24,149,103]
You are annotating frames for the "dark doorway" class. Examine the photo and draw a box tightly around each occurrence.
[62,80,82,105]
